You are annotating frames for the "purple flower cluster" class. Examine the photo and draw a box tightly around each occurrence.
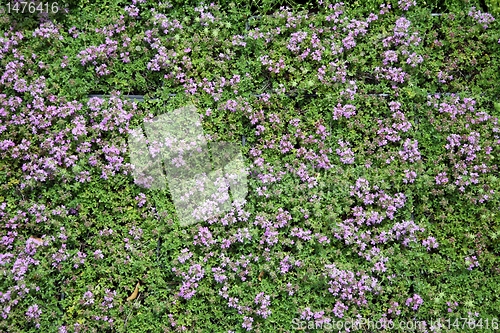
[387,301,401,316]
[242,316,254,331]
[333,103,356,120]
[382,50,398,65]
[435,172,449,185]
[32,22,63,40]
[128,226,143,240]
[433,95,476,119]
[93,250,104,260]
[279,256,292,274]
[212,267,227,283]
[374,66,408,84]
[94,15,126,37]
[260,55,286,73]
[287,31,308,53]
[447,301,458,312]
[300,307,332,324]
[341,33,356,49]
[12,252,40,281]
[151,13,183,35]
[402,50,423,67]
[391,220,425,247]
[77,38,118,66]
[344,18,369,37]
[124,4,140,17]
[72,251,87,269]
[336,139,355,164]
[177,248,193,264]
[194,3,218,26]
[398,138,421,162]
[82,290,95,306]
[405,294,424,311]
[398,0,417,11]
[193,226,216,247]
[291,227,312,241]
[422,236,439,251]
[134,193,146,207]
[403,169,417,184]
[324,264,380,307]
[468,7,495,29]
[25,304,42,328]
[147,46,177,72]
[437,70,454,83]
[51,244,69,269]
[174,263,205,300]
[465,255,479,270]
[254,292,271,318]
[100,289,116,311]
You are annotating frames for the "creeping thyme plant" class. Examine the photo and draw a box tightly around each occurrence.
[0,0,499,332]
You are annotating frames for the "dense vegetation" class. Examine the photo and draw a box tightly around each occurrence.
[1,0,499,332]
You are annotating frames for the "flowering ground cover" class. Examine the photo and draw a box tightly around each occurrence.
[1,0,500,332]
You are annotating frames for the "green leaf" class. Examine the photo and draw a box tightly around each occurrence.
[494,102,500,113]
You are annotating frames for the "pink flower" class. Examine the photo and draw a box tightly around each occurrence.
[405,294,423,310]
[135,193,146,207]
[435,172,448,185]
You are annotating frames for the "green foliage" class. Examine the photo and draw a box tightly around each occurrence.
[486,0,500,15]
[1,0,500,332]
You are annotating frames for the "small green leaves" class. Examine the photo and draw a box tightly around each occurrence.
[494,101,500,112]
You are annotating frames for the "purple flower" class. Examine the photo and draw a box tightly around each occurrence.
[468,7,495,29]
[279,256,292,274]
[342,33,356,49]
[75,171,91,183]
[129,226,143,240]
[391,220,425,246]
[125,5,140,17]
[178,248,193,264]
[403,169,417,184]
[83,291,94,306]
[383,50,398,65]
[33,22,63,40]
[193,226,216,247]
[394,16,411,36]
[73,251,86,268]
[95,64,110,76]
[333,103,356,119]
[435,172,449,185]
[242,316,253,331]
[379,3,391,15]
[254,292,271,318]
[465,255,479,270]
[336,140,355,164]
[387,301,401,315]
[291,227,312,241]
[93,250,104,260]
[398,138,421,162]
[398,0,416,11]
[25,304,42,328]
[135,193,146,207]
[176,263,205,299]
[422,236,439,251]
[405,294,423,311]
[404,51,423,67]
[212,267,227,283]
[333,301,348,318]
